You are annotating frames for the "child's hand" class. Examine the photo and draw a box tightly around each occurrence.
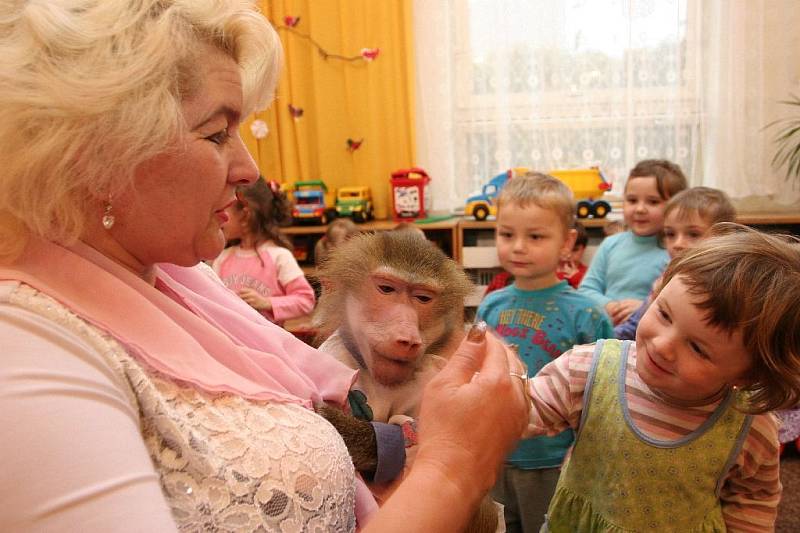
[236,287,272,311]
[605,301,621,323]
[558,258,578,277]
[607,299,642,324]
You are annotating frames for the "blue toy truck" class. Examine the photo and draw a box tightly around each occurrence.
[291,180,337,225]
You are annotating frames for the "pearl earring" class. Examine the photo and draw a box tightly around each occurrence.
[102,196,115,230]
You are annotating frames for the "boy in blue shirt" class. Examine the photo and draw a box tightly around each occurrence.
[477,172,612,532]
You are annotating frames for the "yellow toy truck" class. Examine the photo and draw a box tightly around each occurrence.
[335,186,374,223]
[464,166,612,220]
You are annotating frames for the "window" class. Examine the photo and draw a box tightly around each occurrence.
[453,0,696,196]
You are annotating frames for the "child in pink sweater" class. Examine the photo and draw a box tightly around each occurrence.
[213,178,314,326]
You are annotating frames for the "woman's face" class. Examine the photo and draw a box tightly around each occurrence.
[105,44,258,271]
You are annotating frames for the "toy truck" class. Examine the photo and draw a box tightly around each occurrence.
[291,180,336,225]
[335,186,374,223]
[464,167,612,220]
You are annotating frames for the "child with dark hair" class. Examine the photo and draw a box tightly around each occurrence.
[213,178,315,326]
[556,220,588,289]
[578,159,688,325]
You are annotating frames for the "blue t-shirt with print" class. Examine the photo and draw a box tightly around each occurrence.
[477,280,613,469]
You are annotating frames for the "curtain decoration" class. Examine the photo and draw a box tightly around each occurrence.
[241,1,416,221]
[278,17,381,63]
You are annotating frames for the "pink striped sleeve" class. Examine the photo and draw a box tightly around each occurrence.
[719,413,781,532]
[526,343,595,436]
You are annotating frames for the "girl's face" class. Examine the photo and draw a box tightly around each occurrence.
[222,199,248,242]
[623,176,667,237]
[635,276,751,404]
[663,210,713,259]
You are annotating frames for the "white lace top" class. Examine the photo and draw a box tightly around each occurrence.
[0,282,356,532]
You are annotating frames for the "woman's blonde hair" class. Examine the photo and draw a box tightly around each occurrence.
[659,223,800,413]
[0,0,281,261]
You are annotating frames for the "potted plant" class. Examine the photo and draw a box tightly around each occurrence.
[770,95,800,184]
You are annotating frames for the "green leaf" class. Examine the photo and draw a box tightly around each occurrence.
[768,94,800,182]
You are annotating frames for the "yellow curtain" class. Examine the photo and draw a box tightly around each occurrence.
[242,0,416,220]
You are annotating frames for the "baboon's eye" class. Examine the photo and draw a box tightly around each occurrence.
[377,285,395,294]
[414,294,433,303]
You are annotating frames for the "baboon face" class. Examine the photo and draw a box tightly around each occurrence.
[341,267,446,386]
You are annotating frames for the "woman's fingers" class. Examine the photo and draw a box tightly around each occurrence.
[472,330,511,382]
[435,322,489,385]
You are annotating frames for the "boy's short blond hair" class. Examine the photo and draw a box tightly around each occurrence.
[496,172,576,233]
[659,223,800,413]
[663,187,737,226]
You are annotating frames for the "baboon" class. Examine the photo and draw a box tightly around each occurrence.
[315,230,472,422]
[314,230,500,532]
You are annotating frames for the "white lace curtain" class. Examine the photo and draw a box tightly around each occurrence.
[413,0,800,213]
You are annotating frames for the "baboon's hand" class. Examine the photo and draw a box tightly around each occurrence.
[315,403,378,474]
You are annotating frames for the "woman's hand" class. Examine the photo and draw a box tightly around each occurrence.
[363,323,529,533]
[236,288,272,311]
[414,323,529,500]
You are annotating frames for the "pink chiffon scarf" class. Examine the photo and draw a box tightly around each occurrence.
[0,238,377,524]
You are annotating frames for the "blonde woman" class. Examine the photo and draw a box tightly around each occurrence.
[0,1,528,531]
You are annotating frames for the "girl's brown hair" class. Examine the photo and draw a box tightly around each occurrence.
[236,178,293,251]
[626,159,688,200]
[659,223,800,413]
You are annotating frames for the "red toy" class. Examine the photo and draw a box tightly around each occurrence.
[390,167,432,221]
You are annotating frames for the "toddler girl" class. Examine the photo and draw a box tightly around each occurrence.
[578,159,687,325]
[213,178,315,326]
[522,224,797,531]
[614,186,736,340]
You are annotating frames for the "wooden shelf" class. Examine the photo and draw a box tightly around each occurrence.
[283,219,405,234]
[735,212,800,225]
[283,217,459,234]
[458,216,611,231]
[282,217,462,264]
